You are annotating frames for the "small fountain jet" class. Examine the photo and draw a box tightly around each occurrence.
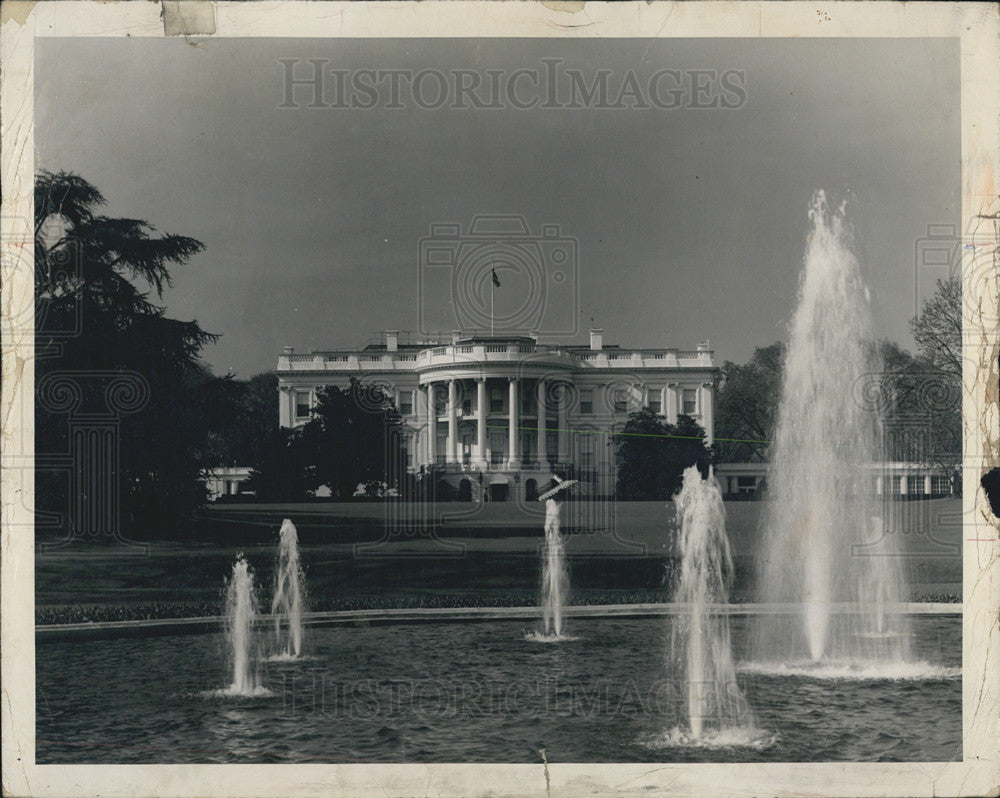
[222,554,265,695]
[672,466,752,740]
[272,519,304,659]
[537,475,578,638]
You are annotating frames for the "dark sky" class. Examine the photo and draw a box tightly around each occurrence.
[35,37,960,377]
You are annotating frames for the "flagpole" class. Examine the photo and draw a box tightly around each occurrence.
[491,260,495,337]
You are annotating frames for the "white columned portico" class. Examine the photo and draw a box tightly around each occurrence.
[666,382,679,425]
[447,379,459,464]
[476,377,488,468]
[536,379,547,467]
[700,382,714,445]
[426,382,437,465]
[557,381,569,462]
[507,377,520,469]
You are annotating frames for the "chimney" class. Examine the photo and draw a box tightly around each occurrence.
[282,346,294,355]
[529,330,539,343]
[589,328,603,351]
[451,329,461,345]
[386,330,399,352]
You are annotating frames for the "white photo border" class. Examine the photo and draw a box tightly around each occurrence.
[2,2,998,796]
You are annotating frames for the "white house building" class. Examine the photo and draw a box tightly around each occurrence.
[276,329,717,501]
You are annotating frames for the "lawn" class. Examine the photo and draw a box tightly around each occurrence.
[35,499,963,624]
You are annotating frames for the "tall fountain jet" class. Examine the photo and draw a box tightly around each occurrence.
[272,519,304,658]
[671,466,751,739]
[223,554,264,695]
[756,192,910,665]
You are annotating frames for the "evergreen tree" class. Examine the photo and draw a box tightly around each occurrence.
[35,171,216,540]
[611,408,712,500]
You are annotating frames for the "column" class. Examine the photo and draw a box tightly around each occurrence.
[507,377,520,469]
[426,382,437,466]
[557,381,569,461]
[924,474,932,495]
[279,385,292,427]
[418,385,429,465]
[899,474,907,495]
[666,382,679,425]
[536,379,548,467]
[700,382,715,445]
[448,379,458,464]
[875,475,883,495]
[476,377,488,468]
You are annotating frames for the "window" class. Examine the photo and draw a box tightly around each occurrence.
[434,390,446,415]
[295,391,311,419]
[490,386,503,413]
[399,390,413,415]
[885,475,901,495]
[580,450,594,468]
[579,389,593,414]
[613,397,627,414]
[489,433,504,460]
[522,391,532,416]
[906,475,924,495]
[648,392,662,414]
[931,474,951,494]
[682,389,697,415]
[462,398,472,415]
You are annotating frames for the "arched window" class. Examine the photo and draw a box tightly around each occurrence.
[524,478,538,501]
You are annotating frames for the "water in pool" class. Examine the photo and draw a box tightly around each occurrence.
[36,614,960,763]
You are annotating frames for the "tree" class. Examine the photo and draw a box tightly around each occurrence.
[246,378,407,500]
[911,276,961,381]
[302,379,407,498]
[611,408,713,500]
[34,171,216,540]
[897,276,963,476]
[713,342,785,462]
[244,427,313,501]
[204,372,279,467]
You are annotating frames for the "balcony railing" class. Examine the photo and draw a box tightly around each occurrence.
[277,343,714,372]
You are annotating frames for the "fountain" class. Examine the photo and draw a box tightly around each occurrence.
[755,191,910,666]
[541,494,569,637]
[221,554,268,696]
[527,476,577,642]
[670,466,754,740]
[271,518,305,659]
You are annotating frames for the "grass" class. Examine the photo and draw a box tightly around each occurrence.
[35,498,963,625]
